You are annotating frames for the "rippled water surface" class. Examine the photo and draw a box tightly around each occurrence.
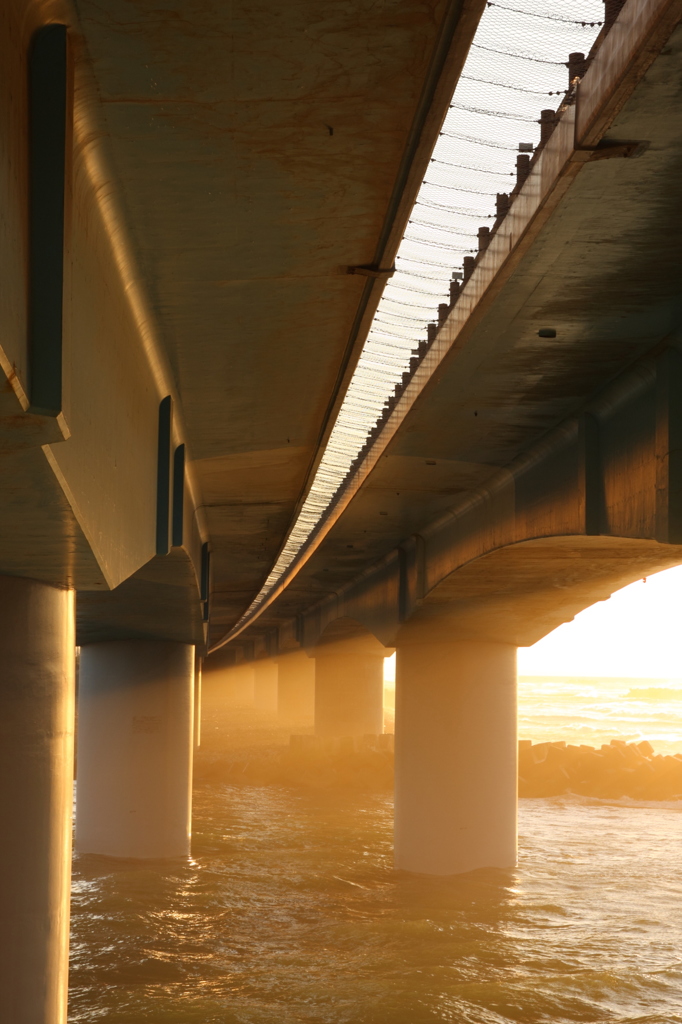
[69,780,682,1023]
[518,677,682,753]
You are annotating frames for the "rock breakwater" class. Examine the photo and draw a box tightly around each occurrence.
[195,733,394,790]
[195,732,682,799]
[519,739,682,799]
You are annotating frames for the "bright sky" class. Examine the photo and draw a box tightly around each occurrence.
[518,565,682,678]
[383,564,682,683]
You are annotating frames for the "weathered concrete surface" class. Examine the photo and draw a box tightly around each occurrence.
[0,0,484,646]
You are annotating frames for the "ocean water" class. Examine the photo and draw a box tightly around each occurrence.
[68,682,682,1023]
[518,676,682,754]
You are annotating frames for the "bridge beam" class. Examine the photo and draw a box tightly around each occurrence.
[0,576,74,1024]
[76,640,194,859]
[314,635,386,737]
[394,637,517,875]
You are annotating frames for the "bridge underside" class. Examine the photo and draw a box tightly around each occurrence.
[70,0,483,644]
[223,7,682,660]
[0,0,486,648]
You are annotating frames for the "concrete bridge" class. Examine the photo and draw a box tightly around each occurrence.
[1,0,682,1019]
[207,0,682,871]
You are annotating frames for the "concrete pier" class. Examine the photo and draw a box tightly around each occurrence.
[394,639,517,875]
[277,650,315,726]
[253,658,278,713]
[0,576,75,1024]
[207,663,255,706]
[76,640,195,859]
[314,635,385,738]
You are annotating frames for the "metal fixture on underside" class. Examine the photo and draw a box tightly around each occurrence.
[214,0,607,648]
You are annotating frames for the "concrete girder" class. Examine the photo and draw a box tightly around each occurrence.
[1,0,486,647]
[70,0,484,643]
[232,344,682,656]
[0,2,208,644]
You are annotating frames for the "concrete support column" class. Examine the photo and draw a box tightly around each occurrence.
[0,576,75,1024]
[194,657,202,747]
[210,662,255,706]
[314,635,385,737]
[76,640,194,859]
[277,649,315,726]
[394,639,517,875]
[253,658,278,713]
